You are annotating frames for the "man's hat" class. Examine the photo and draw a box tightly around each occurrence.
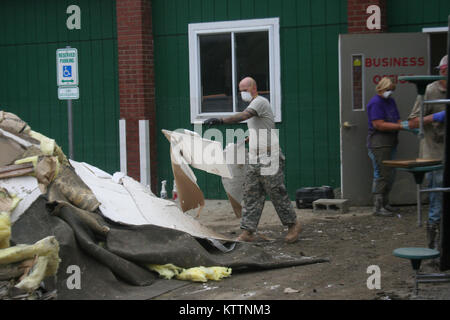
[436,55,448,70]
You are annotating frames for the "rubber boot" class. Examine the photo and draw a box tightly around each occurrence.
[426,222,441,268]
[426,223,435,249]
[436,223,441,252]
[427,222,440,250]
[382,193,396,213]
[373,194,393,217]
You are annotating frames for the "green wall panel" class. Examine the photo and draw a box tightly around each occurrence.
[153,0,347,199]
[388,0,450,31]
[0,0,119,175]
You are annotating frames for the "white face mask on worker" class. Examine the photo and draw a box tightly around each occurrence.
[382,90,393,99]
[241,91,253,102]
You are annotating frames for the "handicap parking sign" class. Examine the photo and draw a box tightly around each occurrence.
[57,48,78,86]
[63,65,72,78]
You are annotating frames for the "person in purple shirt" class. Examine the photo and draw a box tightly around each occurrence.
[366,77,412,217]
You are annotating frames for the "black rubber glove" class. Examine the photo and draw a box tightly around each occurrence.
[204,118,223,126]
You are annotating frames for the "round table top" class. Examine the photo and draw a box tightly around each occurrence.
[393,247,440,260]
[398,164,443,172]
[398,75,445,82]
[398,75,446,95]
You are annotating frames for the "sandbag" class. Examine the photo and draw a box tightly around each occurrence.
[0,134,25,167]
[15,156,60,193]
[48,166,100,212]
[0,111,31,135]
[0,188,21,214]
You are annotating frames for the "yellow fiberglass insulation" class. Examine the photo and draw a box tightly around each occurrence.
[148,264,232,282]
[29,130,69,166]
[15,256,50,292]
[0,236,60,292]
[29,130,55,156]
[147,264,184,280]
[0,211,11,249]
[177,266,232,282]
[0,236,60,275]
[14,155,39,167]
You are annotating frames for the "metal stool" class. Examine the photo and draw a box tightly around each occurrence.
[397,164,443,227]
[393,247,450,295]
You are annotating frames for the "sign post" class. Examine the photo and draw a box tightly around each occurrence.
[56,46,79,160]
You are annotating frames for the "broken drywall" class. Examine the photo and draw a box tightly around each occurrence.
[70,160,231,241]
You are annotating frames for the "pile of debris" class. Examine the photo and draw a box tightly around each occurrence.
[0,110,327,300]
[0,111,62,299]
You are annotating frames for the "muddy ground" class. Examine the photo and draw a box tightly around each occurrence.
[154,200,450,300]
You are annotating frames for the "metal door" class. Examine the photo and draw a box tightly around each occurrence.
[339,33,429,206]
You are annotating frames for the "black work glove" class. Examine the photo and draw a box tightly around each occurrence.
[204,118,223,126]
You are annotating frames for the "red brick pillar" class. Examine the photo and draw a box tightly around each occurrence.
[116,0,157,192]
[347,0,387,33]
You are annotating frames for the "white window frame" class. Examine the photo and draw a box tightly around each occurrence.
[422,27,448,33]
[188,18,282,123]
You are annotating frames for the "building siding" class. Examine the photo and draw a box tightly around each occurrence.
[0,0,120,174]
[387,0,450,32]
[0,0,447,200]
[152,0,347,199]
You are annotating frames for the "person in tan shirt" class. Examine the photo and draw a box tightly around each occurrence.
[407,55,447,250]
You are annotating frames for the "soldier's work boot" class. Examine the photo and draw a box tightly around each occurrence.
[236,230,255,242]
[285,221,302,243]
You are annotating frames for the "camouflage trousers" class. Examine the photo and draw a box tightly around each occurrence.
[241,155,297,232]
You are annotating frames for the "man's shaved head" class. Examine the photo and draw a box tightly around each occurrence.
[240,77,257,90]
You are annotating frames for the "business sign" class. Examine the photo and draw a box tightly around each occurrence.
[58,86,79,100]
[57,48,78,86]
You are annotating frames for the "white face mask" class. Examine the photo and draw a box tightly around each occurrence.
[241,91,253,102]
[382,90,393,99]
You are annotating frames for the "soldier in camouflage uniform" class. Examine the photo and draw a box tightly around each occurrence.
[240,153,297,233]
[204,77,301,243]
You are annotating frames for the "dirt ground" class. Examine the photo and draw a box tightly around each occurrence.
[154,199,450,300]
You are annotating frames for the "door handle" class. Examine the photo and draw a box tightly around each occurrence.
[342,121,356,129]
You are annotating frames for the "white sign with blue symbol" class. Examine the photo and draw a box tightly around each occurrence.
[57,48,78,87]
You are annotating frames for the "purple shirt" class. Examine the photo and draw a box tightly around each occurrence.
[366,94,400,148]
[367,95,400,130]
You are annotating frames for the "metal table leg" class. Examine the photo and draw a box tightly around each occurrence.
[415,270,419,295]
[418,94,424,140]
[417,183,422,227]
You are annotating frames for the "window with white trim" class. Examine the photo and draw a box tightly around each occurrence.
[188,18,281,123]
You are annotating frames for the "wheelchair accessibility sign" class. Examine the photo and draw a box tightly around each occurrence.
[57,48,78,86]
[63,66,72,78]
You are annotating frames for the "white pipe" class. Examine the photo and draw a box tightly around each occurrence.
[139,120,151,188]
[119,119,127,175]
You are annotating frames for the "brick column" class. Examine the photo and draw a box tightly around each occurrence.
[116,0,157,192]
[347,0,387,33]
